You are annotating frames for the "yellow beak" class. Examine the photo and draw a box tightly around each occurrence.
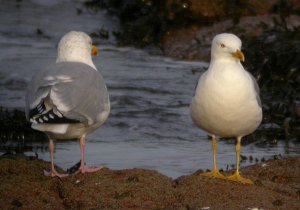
[231,50,245,62]
[91,45,99,56]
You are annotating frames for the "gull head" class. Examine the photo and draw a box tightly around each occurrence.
[56,31,98,69]
[211,33,245,62]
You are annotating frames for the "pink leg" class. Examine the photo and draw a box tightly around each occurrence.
[44,139,69,178]
[77,135,102,174]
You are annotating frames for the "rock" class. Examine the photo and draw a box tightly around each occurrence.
[0,156,300,209]
[162,14,300,61]
[88,0,300,68]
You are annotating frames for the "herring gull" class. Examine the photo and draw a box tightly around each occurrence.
[25,31,110,177]
[190,33,262,184]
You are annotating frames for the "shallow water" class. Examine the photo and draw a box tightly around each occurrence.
[0,0,299,178]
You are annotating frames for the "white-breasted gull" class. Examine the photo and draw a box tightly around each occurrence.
[190,33,262,184]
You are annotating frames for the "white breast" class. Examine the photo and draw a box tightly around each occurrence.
[191,61,262,137]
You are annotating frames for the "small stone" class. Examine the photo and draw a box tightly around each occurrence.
[11,199,22,207]
[272,199,283,206]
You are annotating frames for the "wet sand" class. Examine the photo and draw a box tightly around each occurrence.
[0,155,299,209]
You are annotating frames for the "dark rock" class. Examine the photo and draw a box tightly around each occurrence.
[272,199,284,206]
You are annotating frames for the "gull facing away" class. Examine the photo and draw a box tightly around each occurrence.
[190,33,262,184]
[25,31,110,177]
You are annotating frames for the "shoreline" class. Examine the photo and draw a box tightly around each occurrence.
[1,155,299,209]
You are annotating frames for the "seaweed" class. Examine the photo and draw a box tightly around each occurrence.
[0,107,47,154]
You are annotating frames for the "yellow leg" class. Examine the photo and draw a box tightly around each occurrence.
[201,135,226,179]
[227,137,253,185]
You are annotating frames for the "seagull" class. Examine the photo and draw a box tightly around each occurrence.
[190,33,262,184]
[25,31,110,177]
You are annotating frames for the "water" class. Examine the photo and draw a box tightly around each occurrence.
[0,0,299,178]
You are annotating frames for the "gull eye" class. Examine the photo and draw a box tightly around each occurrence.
[220,43,225,48]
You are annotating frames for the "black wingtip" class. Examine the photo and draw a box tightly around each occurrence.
[30,109,80,124]
[29,102,46,119]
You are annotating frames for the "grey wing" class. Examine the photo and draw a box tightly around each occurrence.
[249,73,262,108]
[25,66,55,120]
[52,63,110,125]
[26,62,110,125]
